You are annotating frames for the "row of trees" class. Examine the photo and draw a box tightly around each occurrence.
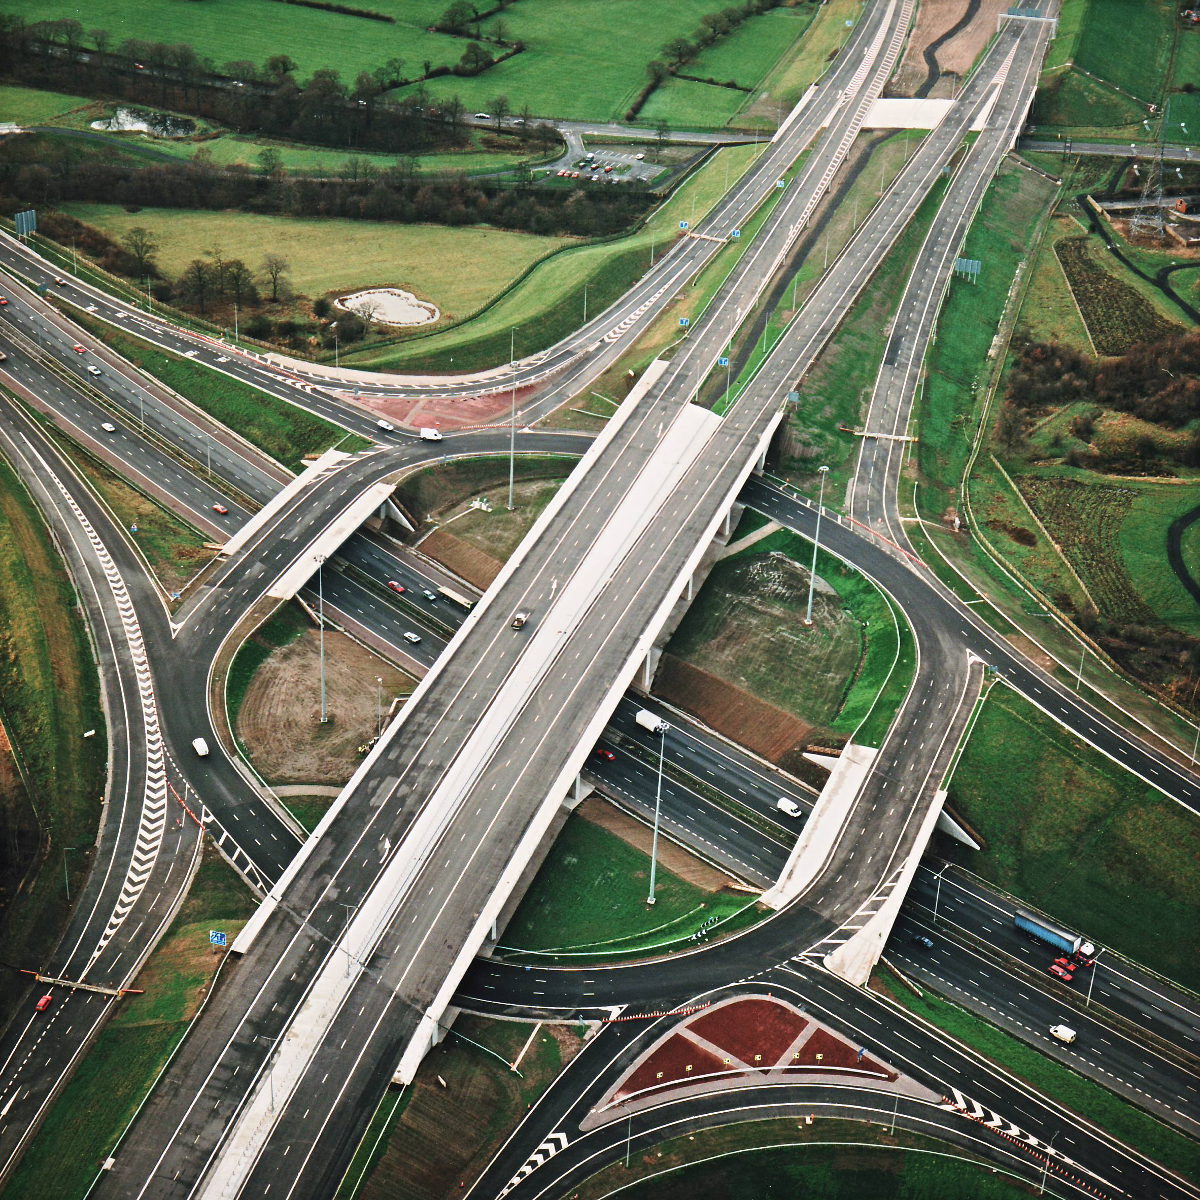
[1,137,655,239]
[0,17,538,155]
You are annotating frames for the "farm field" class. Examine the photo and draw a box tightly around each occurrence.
[58,203,575,321]
[0,0,454,82]
[1017,217,1095,351]
[1069,0,1174,103]
[414,0,812,123]
[639,78,749,128]
[947,684,1200,993]
[689,5,815,86]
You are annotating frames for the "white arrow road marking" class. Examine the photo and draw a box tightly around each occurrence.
[497,1132,570,1198]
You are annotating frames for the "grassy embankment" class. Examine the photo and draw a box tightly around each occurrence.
[226,604,309,735]
[4,851,257,1200]
[498,816,759,962]
[878,972,1200,1182]
[667,529,912,749]
[579,1123,1036,1200]
[340,1015,585,1200]
[0,452,107,1020]
[946,684,1200,993]
[342,141,766,374]
[67,311,348,473]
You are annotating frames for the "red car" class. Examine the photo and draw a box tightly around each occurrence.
[72,344,87,353]
[387,580,406,595]
[1047,962,1074,983]
[212,503,229,515]
[594,747,615,762]
[0,296,8,305]
[35,994,53,1012]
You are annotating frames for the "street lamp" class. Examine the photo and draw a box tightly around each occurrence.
[1039,1132,1059,1194]
[508,327,517,512]
[932,862,949,922]
[375,676,384,740]
[803,466,830,626]
[646,721,669,905]
[63,846,79,900]
[338,902,359,977]
[315,554,329,723]
[330,321,339,368]
[254,1034,278,1112]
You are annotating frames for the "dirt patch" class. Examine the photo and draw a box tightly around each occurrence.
[891,0,1013,98]
[237,628,417,785]
[576,796,737,892]
[417,527,502,589]
[1002,633,1056,673]
[654,654,814,763]
[450,477,564,561]
[986,518,1037,546]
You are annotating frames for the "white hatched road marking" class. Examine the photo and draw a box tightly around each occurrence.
[497,1132,569,1198]
[41,462,169,968]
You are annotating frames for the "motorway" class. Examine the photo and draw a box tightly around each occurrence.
[2,4,1200,1195]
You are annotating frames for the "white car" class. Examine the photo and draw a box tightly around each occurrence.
[216,355,230,363]
[100,422,116,432]
[86,364,102,375]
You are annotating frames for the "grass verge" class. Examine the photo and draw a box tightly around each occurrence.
[877,972,1200,1182]
[0,450,107,1021]
[579,1120,1034,1200]
[226,604,309,732]
[4,849,256,1200]
[946,684,1200,992]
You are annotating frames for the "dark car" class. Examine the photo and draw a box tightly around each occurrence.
[911,934,934,950]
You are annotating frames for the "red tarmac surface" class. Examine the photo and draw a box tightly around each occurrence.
[688,996,807,1066]
[349,381,545,433]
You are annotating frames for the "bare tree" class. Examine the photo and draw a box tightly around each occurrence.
[225,259,256,307]
[122,226,159,275]
[353,297,381,325]
[180,259,212,312]
[261,253,290,303]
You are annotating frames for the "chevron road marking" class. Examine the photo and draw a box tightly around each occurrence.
[497,1132,570,1198]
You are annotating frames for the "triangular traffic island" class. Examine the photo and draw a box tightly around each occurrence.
[582,993,937,1131]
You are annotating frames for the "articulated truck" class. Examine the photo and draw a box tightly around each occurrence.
[1014,909,1095,958]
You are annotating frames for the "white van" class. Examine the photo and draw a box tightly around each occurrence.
[376,419,396,433]
[419,427,443,441]
[192,737,210,757]
[776,797,802,818]
[1049,1024,1077,1044]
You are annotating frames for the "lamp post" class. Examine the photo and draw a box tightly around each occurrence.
[646,721,669,905]
[803,466,830,625]
[1085,949,1103,1007]
[375,676,384,739]
[339,902,359,977]
[254,1034,278,1112]
[932,862,949,922]
[63,846,78,900]
[507,327,517,511]
[315,554,328,723]
[1039,1132,1059,1194]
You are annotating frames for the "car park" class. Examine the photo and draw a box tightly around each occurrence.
[212,503,229,515]
[101,422,116,432]
[387,580,406,594]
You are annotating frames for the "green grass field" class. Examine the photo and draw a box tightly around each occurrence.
[879,972,1200,1182]
[1071,0,1174,103]
[59,203,576,318]
[947,685,1200,992]
[1,0,454,83]
[499,815,755,960]
[0,82,95,124]
[1018,217,1095,351]
[69,310,345,471]
[639,78,749,128]
[344,141,765,372]
[1044,0,1087,72]
[689,6,815,87]
[4,851,257,1200]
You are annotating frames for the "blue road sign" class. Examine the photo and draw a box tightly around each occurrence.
[718,356,729,367]
[209,930,227,947]
[679,220,689,230]
[776,179,786,188]
[731,229,741,239]
[14,209,36,236]
[679,317,690,327]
